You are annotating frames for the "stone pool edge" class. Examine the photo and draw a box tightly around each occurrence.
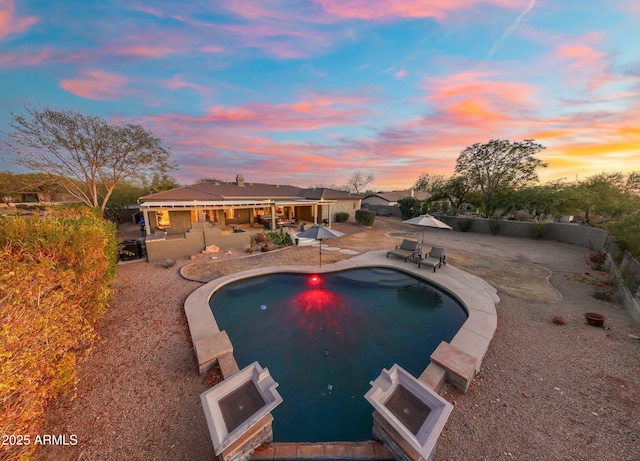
[184,249,498,377]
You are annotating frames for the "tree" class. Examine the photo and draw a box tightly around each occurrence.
[454,139,547,217]
[6,106,176,213]
[397,197,421,219]
[413,173,446,193]
[500,179,572,219]
[345,170,375,194]
[565,172,640,224]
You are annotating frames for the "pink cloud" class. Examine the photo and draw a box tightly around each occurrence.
[218,23,331,59]
[199,44,225,53]
[424,71,539,129]
[177,93,372,131]
[394,69,407,79]
[60,70,129,100]
[0,0,38,42]
[0,47,52,67]
[313,0,527,21]
[164,75,212,96]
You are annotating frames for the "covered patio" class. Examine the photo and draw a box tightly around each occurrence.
[137,198,337,262]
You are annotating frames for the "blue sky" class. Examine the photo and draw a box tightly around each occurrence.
[1,0,639,189]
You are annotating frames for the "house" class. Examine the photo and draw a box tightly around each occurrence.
[361,189,429,207]
[136,175,361,262]
[361,190,430,216]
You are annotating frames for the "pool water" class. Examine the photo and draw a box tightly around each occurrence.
[209,268,467,442]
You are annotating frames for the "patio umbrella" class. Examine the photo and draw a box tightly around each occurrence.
[296,225,345,266]
[402,214,452,247]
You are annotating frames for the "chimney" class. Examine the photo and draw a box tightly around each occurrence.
[236,174,244,187]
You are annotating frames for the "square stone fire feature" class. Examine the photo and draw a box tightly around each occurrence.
[365,364,453,461]
[201,362,283,461]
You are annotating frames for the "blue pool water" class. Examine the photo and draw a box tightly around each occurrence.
[208,268,467,442]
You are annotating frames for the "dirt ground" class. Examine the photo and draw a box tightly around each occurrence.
[33,217,640,461]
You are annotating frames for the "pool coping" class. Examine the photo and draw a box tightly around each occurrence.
[184,249,499,453]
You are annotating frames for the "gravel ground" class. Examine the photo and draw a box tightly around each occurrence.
[35,218,640,461]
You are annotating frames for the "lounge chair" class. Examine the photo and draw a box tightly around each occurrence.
[418,247,446,272]
[386,239,420,262]
[429,247,446,266]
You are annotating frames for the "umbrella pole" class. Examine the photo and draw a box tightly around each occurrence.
[319,239,322,267]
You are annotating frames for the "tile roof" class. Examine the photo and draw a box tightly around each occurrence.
[364,190,430,202]
[140,181,362,202]
[298,187,362,200]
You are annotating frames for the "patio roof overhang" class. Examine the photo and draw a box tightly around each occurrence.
[138,198,335,210]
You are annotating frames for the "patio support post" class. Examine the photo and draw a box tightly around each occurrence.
[142,209,151,236]
[270,204,276,230]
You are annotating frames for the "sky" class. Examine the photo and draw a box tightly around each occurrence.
[0,0,639,190]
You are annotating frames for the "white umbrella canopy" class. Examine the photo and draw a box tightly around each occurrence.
[296,225,345,266]
[402,214,452,246]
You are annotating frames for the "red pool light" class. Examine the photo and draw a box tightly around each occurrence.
[309,275,321,284]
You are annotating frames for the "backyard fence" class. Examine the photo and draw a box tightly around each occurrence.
[620,251,640,298]
[603,234,640,325]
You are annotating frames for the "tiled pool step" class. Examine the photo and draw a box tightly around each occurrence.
[251,441,393,460]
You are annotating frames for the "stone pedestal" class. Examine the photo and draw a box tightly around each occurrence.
[365,364,453,461]
[195,331,233,374]
[218,414,273,461]
[429,341,477,392]
[201,362,283,459]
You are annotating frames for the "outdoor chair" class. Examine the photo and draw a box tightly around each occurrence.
[429,247,446,266]
[418,247,446,272]
[386,239,420,262]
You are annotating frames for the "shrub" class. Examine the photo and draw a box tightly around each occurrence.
[458,218,474,232]
[355,209,376,227]
[564,271,618,301]
[0,209,117,460]
[398,197,421,220]
[488,218,502,235]
[530,222,547,240]
[606,214,640,260]
[335,212,349,223]
[266,231,293,247]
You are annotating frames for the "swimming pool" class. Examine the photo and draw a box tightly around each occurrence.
[208,267,468,442]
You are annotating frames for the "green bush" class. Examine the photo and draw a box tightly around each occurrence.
[335,212,349,222]
[488,218,502,235]
[398,197,421,220]
[458,218,474,232]
[355,209,376,227]
[530,222,548,240]
[0,208,117,460]
[607,214,640,260]
[266,231,293,247]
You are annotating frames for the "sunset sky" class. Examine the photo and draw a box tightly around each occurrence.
[1,0,639,190]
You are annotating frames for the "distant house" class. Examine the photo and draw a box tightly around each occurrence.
[361,190,429,207]
[136,175,361,262]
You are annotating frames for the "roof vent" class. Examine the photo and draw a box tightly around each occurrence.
[236,174,245,187]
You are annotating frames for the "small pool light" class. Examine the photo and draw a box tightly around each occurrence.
[309,275,321,284]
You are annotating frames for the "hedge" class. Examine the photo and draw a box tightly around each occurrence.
[355,209,376,226]
[0,207,117,460]
[335,212,349,223]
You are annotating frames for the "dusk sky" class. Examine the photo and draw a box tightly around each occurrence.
[1,0,639,190]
